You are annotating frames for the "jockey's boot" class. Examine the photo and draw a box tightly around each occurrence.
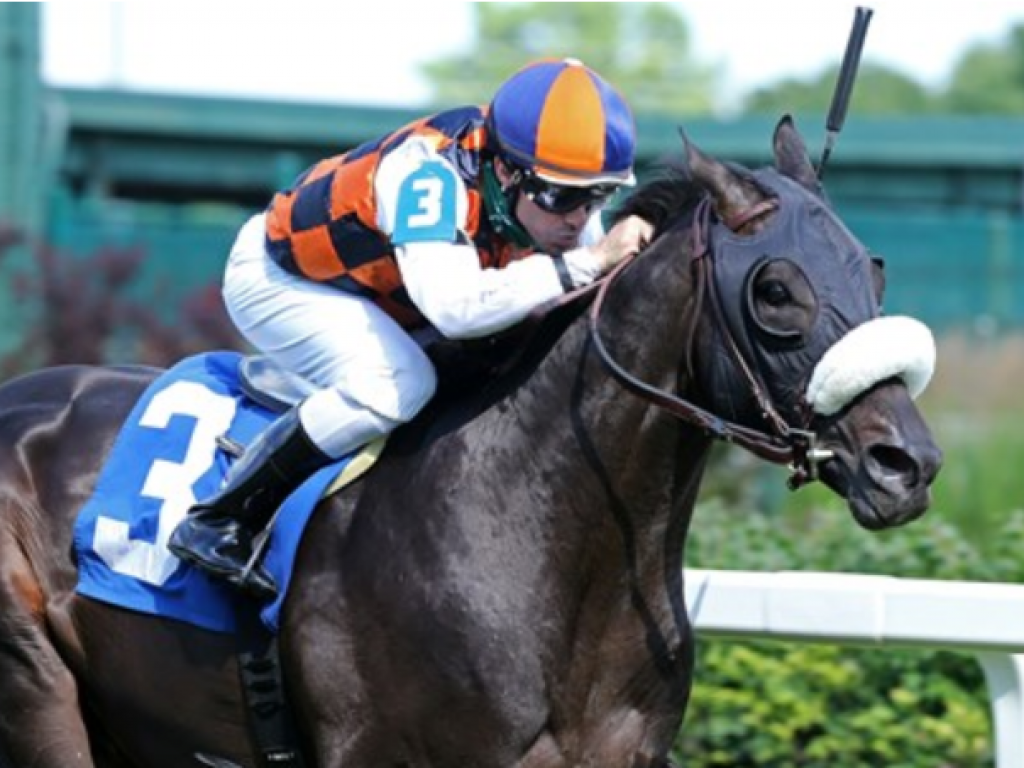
[167,406,332,601]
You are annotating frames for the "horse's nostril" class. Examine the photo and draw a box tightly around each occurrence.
[868,443,919,487]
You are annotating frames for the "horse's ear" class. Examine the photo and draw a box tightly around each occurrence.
[772,115,823,195]
[681,129,765,228]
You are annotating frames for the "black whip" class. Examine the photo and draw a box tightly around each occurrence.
[817,6,873,178]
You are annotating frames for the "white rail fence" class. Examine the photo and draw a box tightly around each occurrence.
[685,570,1024,768]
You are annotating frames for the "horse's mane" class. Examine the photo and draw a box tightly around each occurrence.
[611,160,705,237]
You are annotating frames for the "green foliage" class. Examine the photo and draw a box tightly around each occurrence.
[942,24,1024,113]
[743,20,1024,117]
[710,410,1024,566]
[678,642,989,767]
[924,412,1024,555]
[689,497,1024,584]
[676,333,1024,765]
[422,3,718,116]
[676,494,1024,766]
[743,63,941,117]
[423,9,1024,117]
[0,225,242,375]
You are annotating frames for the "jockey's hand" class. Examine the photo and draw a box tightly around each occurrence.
[592,215,654,273]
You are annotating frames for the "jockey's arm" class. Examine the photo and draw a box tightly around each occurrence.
[375,139,604,341]
[397,240,603,340]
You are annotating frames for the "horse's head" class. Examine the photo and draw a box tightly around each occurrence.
[615,116,942,529]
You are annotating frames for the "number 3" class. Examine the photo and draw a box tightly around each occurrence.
[92,380,237,585]
[408,177,443,228]
[391,159,458,245]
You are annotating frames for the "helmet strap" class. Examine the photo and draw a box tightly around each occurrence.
[482,160,534,249]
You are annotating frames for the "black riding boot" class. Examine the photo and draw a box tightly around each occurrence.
[167,406,332,601]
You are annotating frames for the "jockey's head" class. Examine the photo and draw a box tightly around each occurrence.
[483,58,636,248]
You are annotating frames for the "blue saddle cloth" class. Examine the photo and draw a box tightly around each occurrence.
[73,351,353,634]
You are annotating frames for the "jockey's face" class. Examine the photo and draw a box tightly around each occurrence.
[495,159,609,256]
[516,190,592,256]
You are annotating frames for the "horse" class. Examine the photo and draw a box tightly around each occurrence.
[0,116,941,768]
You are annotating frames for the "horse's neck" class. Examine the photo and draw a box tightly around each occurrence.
[293,254,710,713]
[318,244,709,622]
[502,249,709,579]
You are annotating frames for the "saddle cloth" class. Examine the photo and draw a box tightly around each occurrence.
[73,351,376,634]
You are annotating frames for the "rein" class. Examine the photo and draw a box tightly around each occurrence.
[587,196,828,489]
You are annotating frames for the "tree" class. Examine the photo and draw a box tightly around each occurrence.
[745,21,1024,118]
[942,23,1024,113]
[0,223,242,378]
[741,62,939,117]
[422,3,720,117]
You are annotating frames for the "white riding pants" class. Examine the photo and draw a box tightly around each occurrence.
[222,214,437,458]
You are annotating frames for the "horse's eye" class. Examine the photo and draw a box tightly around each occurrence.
[756,280,791,307]
[745,259,816,346]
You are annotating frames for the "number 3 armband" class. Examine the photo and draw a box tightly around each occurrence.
[391,159,462,246]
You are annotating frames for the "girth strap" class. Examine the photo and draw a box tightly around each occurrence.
[235,604,308,768]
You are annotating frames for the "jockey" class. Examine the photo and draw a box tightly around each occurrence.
[168,58,653,600]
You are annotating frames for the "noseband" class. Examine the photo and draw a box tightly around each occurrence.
[588,196,830,489]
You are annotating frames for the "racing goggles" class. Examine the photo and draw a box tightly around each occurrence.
[519,173,620,215]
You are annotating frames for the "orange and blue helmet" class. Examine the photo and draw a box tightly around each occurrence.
[488,58,636,188]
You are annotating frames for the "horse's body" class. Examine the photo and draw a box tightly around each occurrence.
[0,119,941,768]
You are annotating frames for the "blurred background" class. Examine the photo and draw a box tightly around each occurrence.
[3,2,1024,765]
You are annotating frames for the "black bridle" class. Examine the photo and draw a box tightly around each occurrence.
[587,195,831,489]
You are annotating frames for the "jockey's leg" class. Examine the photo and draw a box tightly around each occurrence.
[169,218,436,599]
[167,390,402,600]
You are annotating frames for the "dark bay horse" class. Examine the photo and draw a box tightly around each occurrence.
[0,117,941,768]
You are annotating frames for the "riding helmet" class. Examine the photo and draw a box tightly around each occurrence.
[488,58,636,186]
